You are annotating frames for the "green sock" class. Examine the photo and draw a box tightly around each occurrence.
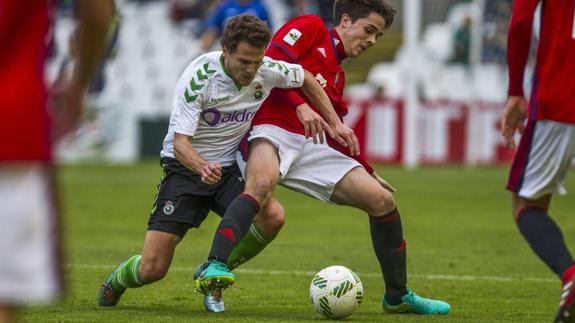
[227,224,276,270]
[111,255,145,293]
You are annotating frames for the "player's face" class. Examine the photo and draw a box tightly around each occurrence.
[339,12,386,58]
[222,41,265,86]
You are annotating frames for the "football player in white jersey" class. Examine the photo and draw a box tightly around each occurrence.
[98,14,357,310]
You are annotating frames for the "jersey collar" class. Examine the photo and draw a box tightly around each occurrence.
[329,29,347,64]
[219,54,243,91]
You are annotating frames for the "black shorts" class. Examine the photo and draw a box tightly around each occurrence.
[147,157,244,238]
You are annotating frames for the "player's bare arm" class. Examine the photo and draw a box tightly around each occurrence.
[299,70,360,155]
[501,96,528,150]
[173,133,222,184]
[50,0,115,140]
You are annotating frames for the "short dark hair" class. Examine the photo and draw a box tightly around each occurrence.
[333,0,396,30]
[220,14,272,53]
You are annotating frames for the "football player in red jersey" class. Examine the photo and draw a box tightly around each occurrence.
[197,0,451,315]
[0,1,113,322]
[501,0,575,322]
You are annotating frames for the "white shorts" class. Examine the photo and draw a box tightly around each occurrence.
[507,119,575,199]
[0,164,62,304]
[245,124,361,203]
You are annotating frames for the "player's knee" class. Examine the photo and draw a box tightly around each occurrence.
[368,188,396,215]
[266,202,285,232]
[254,202,285,236]
[138,258,169,283]
[246,177,275,205]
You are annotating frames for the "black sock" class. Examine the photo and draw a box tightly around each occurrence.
[208,194,260,263]
[369,208,407,305]
[517,207,574,277]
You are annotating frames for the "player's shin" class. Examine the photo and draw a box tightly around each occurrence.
[369,208,408,305]
[208,194,260,262]
[227,223,276,270]
[517,207,574,277]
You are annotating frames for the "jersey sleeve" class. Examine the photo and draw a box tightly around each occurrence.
[261,57,305,89]
[267,15,323,62]
[507,0,540,96]
[172,63,208,137]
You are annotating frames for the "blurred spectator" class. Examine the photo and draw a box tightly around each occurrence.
[449,14,471,65]
[199,0,270,53]
[170,0,219,24]
[285,0,334,26]
[54,1,121,95]
[317,0,335,26]
[482,0,512,64]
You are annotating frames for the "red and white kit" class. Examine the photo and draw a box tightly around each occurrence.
[507,0,575,198]
[0,0,62,303]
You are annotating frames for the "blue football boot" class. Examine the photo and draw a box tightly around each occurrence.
[194,262,225,313]
[383,289,450,315]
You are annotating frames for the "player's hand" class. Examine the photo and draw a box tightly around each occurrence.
[49,80,86,141]
[501,96,528,149]
[331,122,360,156]
[372,172,396,193]
[296,104,334,144]
[201,162,222,185]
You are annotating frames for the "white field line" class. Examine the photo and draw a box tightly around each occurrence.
[67,263,556,283]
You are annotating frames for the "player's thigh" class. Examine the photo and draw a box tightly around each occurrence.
[148,158,213,237]
[507,120,575,200]
[244,138,281,197]
[280,141,361,204]
[331,167,395,215]
[140,230,181,273]
[0,164,61,303]
[211,163,246,216]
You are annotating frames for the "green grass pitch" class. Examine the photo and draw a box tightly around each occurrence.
[21,162,575,322]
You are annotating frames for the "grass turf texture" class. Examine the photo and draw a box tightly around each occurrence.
[21,162,574,322]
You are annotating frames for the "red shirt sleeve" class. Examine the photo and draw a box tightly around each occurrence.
[265,44,308,107]
[507,0,540,96]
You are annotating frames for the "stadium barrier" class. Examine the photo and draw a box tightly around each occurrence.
[345,97,515,165]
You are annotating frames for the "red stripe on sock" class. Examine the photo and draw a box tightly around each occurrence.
[370,208,400,223]
[217,228,236,243]
[397,239,407,254]
[240,193,260,210]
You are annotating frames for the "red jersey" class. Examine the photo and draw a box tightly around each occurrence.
[254,14,374,173]
[507,0,575,123]
[0,1,52,162]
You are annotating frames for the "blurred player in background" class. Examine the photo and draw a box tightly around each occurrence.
[0,1,114,322]
[200,0,270,53]
[195,0,451,316]
[501,0,575,322]
[97,14,352,311]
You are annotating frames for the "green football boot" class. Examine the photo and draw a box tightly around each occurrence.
[383,289,450,315]
[194,260,236,295]
[194,262,225,313]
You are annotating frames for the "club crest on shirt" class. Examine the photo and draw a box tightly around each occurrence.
[254,83,264,100]
[317,47,326,58]
[163,201,175,215]
[283,28,302,46]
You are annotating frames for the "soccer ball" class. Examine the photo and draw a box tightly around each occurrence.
[309,265,363,319]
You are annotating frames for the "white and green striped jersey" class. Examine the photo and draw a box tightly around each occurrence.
[160,51,305,166]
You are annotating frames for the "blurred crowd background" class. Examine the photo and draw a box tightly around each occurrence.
[48,0,531,166]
